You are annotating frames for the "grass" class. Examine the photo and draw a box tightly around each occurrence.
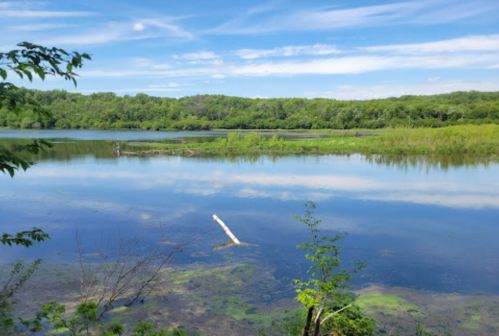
[123,125,499,156]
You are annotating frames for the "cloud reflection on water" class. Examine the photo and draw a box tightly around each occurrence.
[19,163,499,209]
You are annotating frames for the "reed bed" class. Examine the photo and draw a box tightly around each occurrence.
[125,125,499,156]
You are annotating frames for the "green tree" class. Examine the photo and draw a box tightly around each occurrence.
[0,42,91,176]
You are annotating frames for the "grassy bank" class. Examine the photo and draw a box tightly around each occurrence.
[123,125,499,156]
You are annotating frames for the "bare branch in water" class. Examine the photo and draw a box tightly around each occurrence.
[75,225,196,319]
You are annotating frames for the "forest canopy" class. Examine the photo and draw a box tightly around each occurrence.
[1,89,499,131]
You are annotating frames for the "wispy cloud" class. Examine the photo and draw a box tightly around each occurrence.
[245,1,283,15]
[304,78,499,100]
[128,57,171,69]
[173,51,218,60]
[427,76,441,83]
[362,35,499,54]
[149,82,180,88]
[139,18,194,40]
[8,23,74,31]
[40,17,193,46]
[81,52,499,79]
[207,0,498,35]
[0,1,94,18]
[1,10,94,17]
[78,88,181,93]
[234,44,341,59]
[226,54,499,77]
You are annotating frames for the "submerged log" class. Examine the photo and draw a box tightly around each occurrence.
[212,241,252,250]
[121,148,194,156]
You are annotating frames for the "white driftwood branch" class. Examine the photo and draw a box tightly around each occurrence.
[213,214,241,244]
[320,304,352,325]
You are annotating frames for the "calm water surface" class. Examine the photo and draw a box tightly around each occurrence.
[1,131,499,298]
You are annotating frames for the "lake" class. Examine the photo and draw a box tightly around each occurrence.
[1,129,499,335]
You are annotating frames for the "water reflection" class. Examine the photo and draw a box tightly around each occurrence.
[363,153,498,171]
[1,133,499,297]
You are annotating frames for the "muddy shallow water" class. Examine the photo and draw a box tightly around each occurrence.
[1,130,499,335]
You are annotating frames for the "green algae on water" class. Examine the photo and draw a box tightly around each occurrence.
[462,321,480,330]
[356,294,423,317]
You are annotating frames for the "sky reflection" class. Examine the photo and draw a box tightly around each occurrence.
[1,142,499,295]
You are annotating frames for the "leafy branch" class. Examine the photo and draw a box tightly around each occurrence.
[1,228,50,247]
[0,42,91,177]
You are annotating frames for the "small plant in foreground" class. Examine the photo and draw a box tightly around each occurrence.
[1,228,49,335]
[260,202,375,336]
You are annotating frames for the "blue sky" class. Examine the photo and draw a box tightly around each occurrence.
[1,0,499,99]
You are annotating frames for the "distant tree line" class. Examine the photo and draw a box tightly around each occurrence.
[1,89,499,130]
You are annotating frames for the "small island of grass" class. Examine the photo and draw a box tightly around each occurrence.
[122,125,499,157]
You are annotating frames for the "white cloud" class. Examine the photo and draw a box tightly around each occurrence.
[362,35,499,54]
[8,23,73,31]
[81,52,499,79]
[133,22,146,31]
[0,10,94,17]
[227,54,499,77]
[246,2,282,15]
[78,88,181,93]
[304,78,499,100]
[39,17,193,46]
[174,51,218,60]
[42,28,125,46]
[407,1,499,24]
[210,60,225,67]
[140,18,194,40]
[149,82,180,88]
[129,58,171,69]
[427,76,441,82]
[234,44,341,59]
[0,1,94,18]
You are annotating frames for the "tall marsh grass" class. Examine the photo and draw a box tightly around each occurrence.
[127,125,499,156]
[372,125,499,154]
